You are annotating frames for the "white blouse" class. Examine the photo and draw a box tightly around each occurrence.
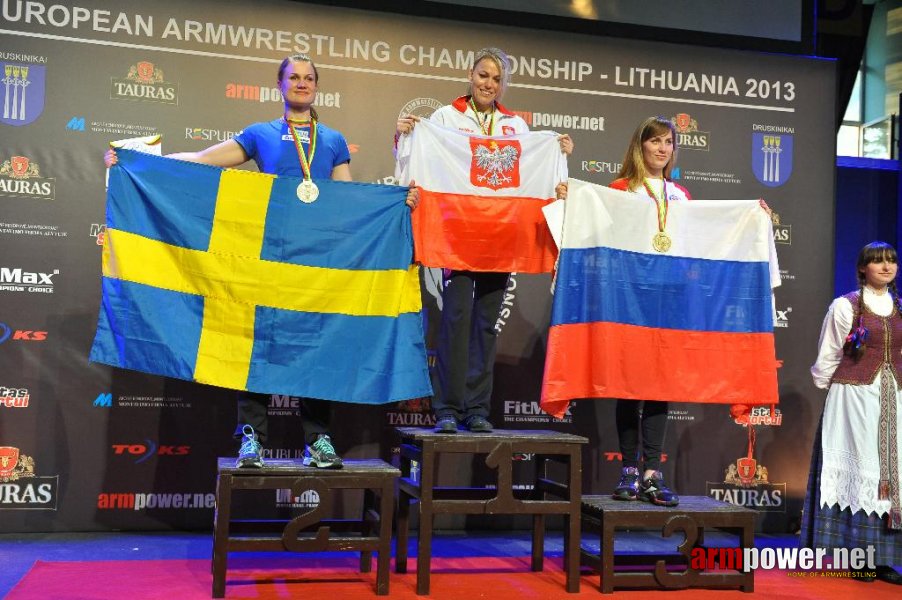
[810,286,901,516]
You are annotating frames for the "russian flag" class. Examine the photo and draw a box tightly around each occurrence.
[540,179,780,419]
[395,119,566,273]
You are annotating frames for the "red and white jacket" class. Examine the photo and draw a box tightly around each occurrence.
[431,95,530,136]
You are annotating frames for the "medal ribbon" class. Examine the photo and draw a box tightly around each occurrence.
[643,178,669,233]
[468,97,495,136]
[286,117,317,181]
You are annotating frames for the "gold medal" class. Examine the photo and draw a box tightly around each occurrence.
[652,231,672,253]
[296,179,319,203]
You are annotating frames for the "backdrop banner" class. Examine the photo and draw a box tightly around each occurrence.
[0,0,834,532]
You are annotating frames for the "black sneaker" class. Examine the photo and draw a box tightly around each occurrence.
[435,416,458,433]
[464,415,493,432]
[235,425,264,469]
[639,471,679,506]
[612,466,641,501]
[303,434,343,469]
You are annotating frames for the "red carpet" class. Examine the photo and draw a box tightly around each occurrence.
[7,556,901,599]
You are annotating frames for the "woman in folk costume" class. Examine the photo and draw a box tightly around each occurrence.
[396,47,572,433]
[802,241,902,584]
[607,116,688,506]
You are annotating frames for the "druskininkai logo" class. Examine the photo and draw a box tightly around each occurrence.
[1,57,46,126]
[752,133,793,187]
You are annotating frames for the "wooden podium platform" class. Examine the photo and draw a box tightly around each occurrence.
[580,495,756,594]
[212,458,399,597]
[395,428,588,594]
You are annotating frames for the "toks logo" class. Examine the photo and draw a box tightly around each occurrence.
[0,323,46,343]
[671,113,710,151]
[111,61,178,105]
[470,139,520,190]
[0,386,30,408]
[112,441,190,464]
[0,446,59,510]
[0,156,55,200]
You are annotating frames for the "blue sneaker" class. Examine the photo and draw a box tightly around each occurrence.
[235,425,264,468]
[303,434,343,469]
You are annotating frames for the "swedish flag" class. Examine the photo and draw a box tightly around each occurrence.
[90,149,431,404]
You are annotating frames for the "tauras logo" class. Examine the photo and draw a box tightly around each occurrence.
[111,61,178,105]
[0,156,55,200]
[0,447,58,510]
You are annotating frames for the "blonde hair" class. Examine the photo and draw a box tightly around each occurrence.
[616,116,679,191]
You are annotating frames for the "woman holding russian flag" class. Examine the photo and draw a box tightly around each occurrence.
[396,47,572,434]
[802,241,902,584]
[608,116,687,507]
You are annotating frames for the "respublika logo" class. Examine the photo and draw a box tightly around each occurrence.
[1,52,46,126]
[0,446,59,510]
[671,113,709,151]
[0,266,58,293]
[0,387,30,408]
[752,125,794,187]
[581,159,621,175]
[111,61,178,105]
[112,441,190,463]
[0,156,55,200]
[0,323,47,343]
[185,127,239,142]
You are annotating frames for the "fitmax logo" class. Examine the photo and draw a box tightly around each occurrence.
[0,267,57,285]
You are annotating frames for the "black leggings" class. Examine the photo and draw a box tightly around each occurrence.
[615,399,668,471]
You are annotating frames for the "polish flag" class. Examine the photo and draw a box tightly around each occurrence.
[540,179,780,419]
[395,119,566,273]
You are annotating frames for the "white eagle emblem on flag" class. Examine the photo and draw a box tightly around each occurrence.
[470,139,521,190]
